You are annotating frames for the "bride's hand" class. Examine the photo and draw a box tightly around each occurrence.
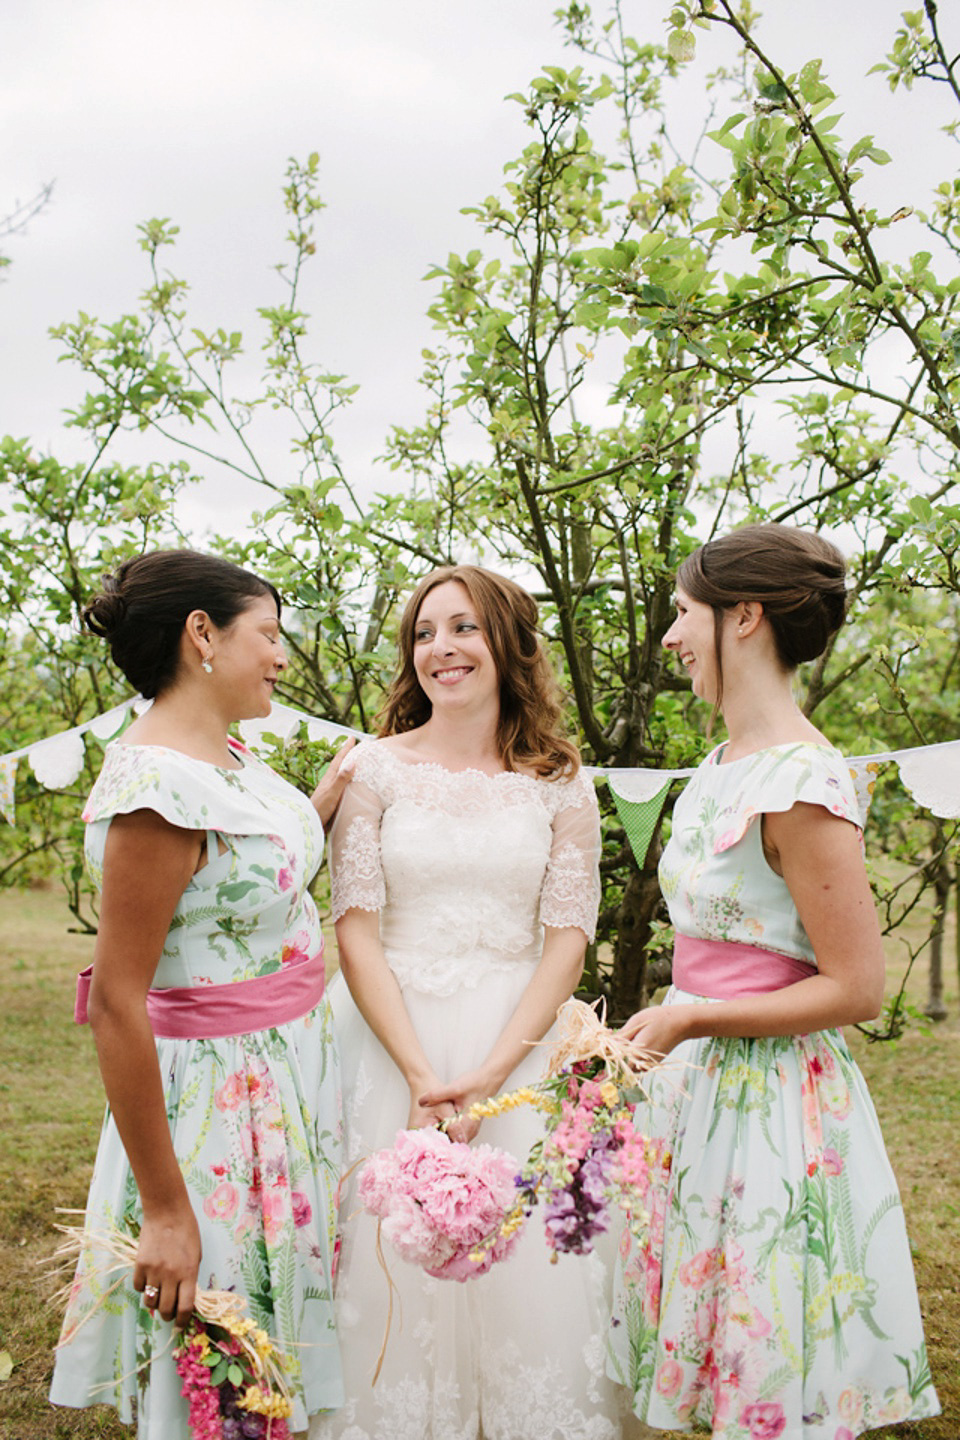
[418,1069,492,1144]
[407,1076,456,1132]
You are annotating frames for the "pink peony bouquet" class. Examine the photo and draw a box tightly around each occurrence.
[358,1125,524,1282]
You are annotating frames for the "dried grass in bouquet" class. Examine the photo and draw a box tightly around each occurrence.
[48,1217,295,1440]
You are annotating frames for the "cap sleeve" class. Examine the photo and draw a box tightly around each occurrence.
[539,772,601,940]
[327,746,387,921]
[713,744,861,856]
[82,741,289,836]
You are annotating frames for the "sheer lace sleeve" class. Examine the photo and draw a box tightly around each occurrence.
[327,774,386,921]
[540,774,601,940]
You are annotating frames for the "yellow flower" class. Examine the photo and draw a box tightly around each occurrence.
[466,1086,546,1119]
[239,1384,293,1419]
[600,1081,619,1108]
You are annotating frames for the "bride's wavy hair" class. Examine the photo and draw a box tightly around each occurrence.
[378,565,580,778]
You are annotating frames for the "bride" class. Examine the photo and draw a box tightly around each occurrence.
[311,565,622,1440]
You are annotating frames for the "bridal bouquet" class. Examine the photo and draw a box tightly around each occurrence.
[358,1124,524,1282]
[359,1000,666,1284]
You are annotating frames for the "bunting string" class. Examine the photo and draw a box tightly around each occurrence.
[2,700,958,852]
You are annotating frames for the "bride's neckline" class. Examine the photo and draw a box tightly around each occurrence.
[371,740,539,782]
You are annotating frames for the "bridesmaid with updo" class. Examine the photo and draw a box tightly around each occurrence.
[51,549,353,1438]
[610,524,940,1437]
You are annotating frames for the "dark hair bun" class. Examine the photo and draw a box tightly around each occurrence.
[83,550,280,698]
[679,523,847,670]
[82,582,127,640]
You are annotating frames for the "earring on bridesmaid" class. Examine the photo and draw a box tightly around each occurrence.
[201,655,213,674]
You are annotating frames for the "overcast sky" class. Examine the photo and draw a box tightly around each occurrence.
[3,0,953,537]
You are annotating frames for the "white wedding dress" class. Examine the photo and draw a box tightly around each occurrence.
[311,741,624,1440]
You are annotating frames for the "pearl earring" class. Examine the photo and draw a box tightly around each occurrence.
[201,657,213,674]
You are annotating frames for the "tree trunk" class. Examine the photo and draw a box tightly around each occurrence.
[610,842,665,1023]
[924,851,950,1022]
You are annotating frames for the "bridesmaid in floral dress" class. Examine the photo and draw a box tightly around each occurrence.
[610,524,940,1439]
[50,550,353,1437]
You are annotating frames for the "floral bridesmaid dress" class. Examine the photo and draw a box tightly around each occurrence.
[50,741,343,1436]
[609,742,940,1439]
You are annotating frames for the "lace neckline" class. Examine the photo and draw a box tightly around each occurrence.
[369,740,544,784]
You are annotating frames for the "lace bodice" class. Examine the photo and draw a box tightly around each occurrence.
[328,741,601,997]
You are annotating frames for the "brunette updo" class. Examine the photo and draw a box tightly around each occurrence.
[678,522,847,678]
[83,550,281,698]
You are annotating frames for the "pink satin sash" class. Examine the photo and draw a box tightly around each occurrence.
[673,933,816,1000]
[74,942,325,1039]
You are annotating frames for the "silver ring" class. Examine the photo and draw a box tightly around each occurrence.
[143,1284,159,1303]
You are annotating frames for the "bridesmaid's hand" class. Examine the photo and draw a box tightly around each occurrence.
[620,1003,694,1060]
[418,1069,493,1144]
[311,737,358,828]
[133,1201,202,1328]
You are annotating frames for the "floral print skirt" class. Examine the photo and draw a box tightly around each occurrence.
[608,988,940,1439]
[50,1001,343,1437]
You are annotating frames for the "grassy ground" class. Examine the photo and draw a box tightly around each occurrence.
[0,885,957,1439]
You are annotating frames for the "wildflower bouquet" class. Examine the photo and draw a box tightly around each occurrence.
[471,998,668,1261]
[49,1220,295,1440]
[174,1302,293,1440]
[512,1059,665,1257]
[357,1124,524,1283]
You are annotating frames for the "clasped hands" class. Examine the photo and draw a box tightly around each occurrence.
[411,1067,492,1144]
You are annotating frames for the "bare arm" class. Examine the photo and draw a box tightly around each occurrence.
[419,924,586,1141]
[622,803,885,1056]
[87,809,204,1325]
[335,908,456,1130]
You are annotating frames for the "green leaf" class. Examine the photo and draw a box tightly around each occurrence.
[209,1357,230,1387]
[217,880,259,903]
[667,29,695,62]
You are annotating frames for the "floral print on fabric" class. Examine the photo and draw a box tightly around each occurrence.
[609,744,939,1437]
[50,742,343,1437]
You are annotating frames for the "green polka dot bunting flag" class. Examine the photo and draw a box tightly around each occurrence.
[601,775,676,868]
[611,783,672,868]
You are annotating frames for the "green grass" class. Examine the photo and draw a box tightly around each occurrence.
[0,885,957,1438]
